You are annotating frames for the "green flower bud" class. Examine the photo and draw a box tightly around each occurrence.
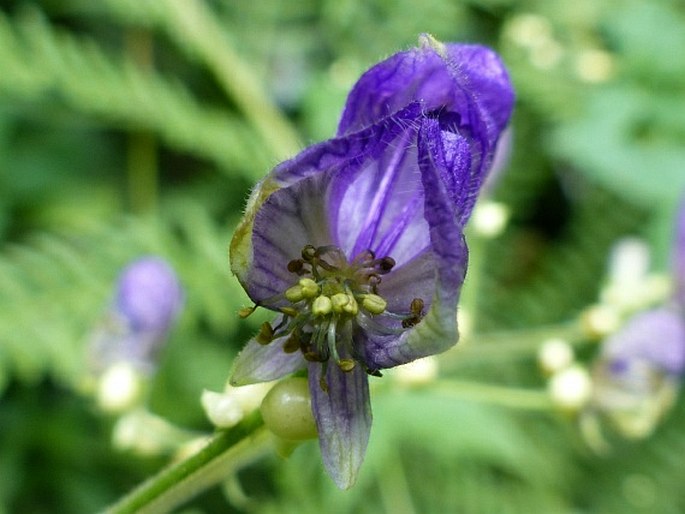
[260,378,317,441]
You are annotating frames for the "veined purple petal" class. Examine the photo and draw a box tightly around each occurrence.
[602,308,685,376]
[236,105,425,304]
[338,38,513,226]
[338,38,514,147]
[230,331,306,386]
[308,363,372,490]
[329,126,431,266]
[360,118,467,369]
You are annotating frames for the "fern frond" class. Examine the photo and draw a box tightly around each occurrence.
[99,0,302,161]
[0,210,247,393]
[0,8,268,178]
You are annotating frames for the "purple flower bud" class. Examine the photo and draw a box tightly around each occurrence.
[115,257,184,334]
[89,257,184,375]
[602,308,685,376]
[591,308,685,438]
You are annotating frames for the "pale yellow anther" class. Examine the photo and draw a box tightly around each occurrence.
[299,278,320,298]
[361,293,387,314]
[342,295,359,315]
[285,285,305,303]
[331,293,350,313]
[311,295,333,317]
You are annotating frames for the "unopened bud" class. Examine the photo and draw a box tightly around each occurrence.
[260,378,317,441]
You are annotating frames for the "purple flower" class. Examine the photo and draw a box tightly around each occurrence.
[591,307,685,438]
[229,35,514,488]
[90,257,184,374]
[590,199,685,438]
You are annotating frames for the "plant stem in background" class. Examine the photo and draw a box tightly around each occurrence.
[125,29,158,214]
[104,414,271,514]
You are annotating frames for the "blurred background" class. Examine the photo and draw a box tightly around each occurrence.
[1,0,685,512]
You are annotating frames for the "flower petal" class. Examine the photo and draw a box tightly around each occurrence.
[232,104,424,303]
[602,308,685,376]
[359,118,468,369]
[338,37,514,148]
[309,363,372,490]
[230,331,306,386]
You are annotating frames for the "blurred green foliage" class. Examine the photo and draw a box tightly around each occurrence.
[1,0,684,513]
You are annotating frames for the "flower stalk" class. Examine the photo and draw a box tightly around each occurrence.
[103,413,270,514]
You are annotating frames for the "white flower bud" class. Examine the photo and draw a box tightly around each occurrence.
[538,338,574,374]
[97,362,144,413]
[548,365,592,411]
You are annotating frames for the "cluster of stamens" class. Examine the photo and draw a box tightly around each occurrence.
[243,244,425,384]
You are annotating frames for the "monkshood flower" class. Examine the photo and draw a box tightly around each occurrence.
[586,198,685,440]
[590,307,685,438]
[88,257,184,410]
[229,35,514,489]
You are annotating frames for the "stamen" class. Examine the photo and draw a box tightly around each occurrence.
[244,243,412,377]
[331,293,350,313]
[279,306,299,317]
[282,331,301,353]
[287,259,305,273]
[360,293,387,314]
[312,295,333,317]
[338,359,356,372]
[255,322,274,345]
[411,298,424,315]
[238,306,257,318]
[376,256,396,273]
[301,245,317,261]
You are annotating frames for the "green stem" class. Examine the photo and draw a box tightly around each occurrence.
[125,29,157,214]
[440,320,589,370]
[103,414,271,514]
[429,379,553,410]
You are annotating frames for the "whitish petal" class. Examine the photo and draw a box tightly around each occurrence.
[309,363,372,490]
[230,332,306,386]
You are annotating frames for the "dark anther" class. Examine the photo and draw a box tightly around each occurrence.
[367,368,383,377]
[319,376,329,393]
[368,274,382,293]
[301,245,317,261]
[377,256,396,273]
[255,322,274,345]
[287,259,304,273]
[402,298,425,328]
[337,359,356,372]
[401,318,417,329]
[282,332,300,353]
[279,306,299,318]
[303,351,327,363]
[238,306,257,319]
[315,258,338,272]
